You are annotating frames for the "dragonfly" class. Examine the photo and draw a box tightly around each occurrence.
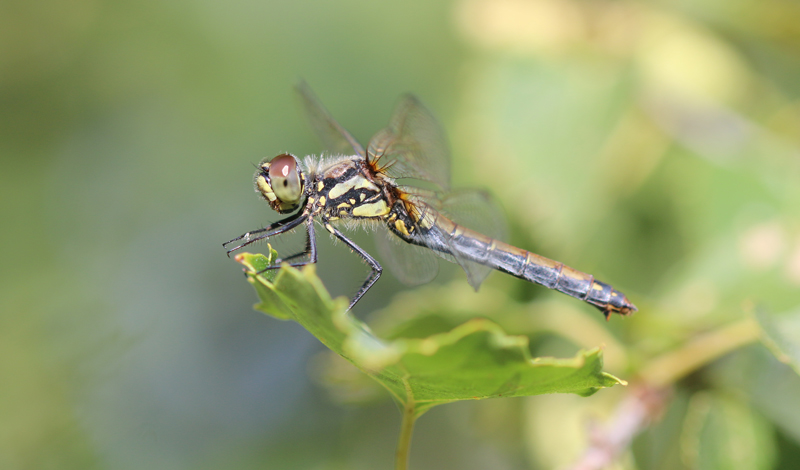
[224,83,637,319]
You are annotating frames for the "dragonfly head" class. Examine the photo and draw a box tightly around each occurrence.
[254,153,306,214]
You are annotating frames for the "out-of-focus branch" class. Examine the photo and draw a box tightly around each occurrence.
[564,317,760,470]
[638,317,760,387]
[564,385,669,470]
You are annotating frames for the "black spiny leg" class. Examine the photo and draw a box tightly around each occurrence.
[255,218,318,274]
[327,224,382,310]
[223,211,308,255]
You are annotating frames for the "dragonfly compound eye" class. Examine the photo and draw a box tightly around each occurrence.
[269,153,302,201]
[254,153,304,213]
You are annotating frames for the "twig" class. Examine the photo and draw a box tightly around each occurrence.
[565,317,761,470]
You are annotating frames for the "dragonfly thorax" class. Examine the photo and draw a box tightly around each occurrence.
[310,157,393,222]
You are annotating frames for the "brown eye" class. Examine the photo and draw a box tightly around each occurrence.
[268,154,302,203]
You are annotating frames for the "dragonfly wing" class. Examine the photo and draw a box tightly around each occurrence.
[367,95,450,191]
[295,81,365,157]
[439,190,508,242]
[375,225,439,286]
[423,190,509,290]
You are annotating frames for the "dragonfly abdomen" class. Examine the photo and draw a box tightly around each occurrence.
[441,221,636,318]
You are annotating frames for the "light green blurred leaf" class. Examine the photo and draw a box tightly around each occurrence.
[236,252,624,417]
[681,392,776,470]
[754,306,800,376]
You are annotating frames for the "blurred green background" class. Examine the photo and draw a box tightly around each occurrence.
[3,0,800,468]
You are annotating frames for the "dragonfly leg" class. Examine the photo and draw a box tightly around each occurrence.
[223,211,308,256]
[327,224,382,310]
[255,218,318,274]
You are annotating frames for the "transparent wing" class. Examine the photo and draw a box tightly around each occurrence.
[408,189,509,290]
[367,95,451,191]
[439,190,508,245]
[374,226,439,286]
[441,190,508,289]
[295,81,365,157]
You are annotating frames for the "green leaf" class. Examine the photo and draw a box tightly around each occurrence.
[753,306,800,376]
[237,252,624,417]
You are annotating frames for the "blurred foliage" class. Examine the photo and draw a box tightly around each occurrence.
[3,0,800,469]
[756,306,800,375]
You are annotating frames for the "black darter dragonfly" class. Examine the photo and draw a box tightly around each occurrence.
[224,83,637,319]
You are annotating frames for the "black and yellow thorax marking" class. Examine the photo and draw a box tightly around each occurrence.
[310,160,392,222]
[382,197,438,241]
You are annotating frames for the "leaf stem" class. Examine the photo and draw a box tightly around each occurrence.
[395,382,417,470]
